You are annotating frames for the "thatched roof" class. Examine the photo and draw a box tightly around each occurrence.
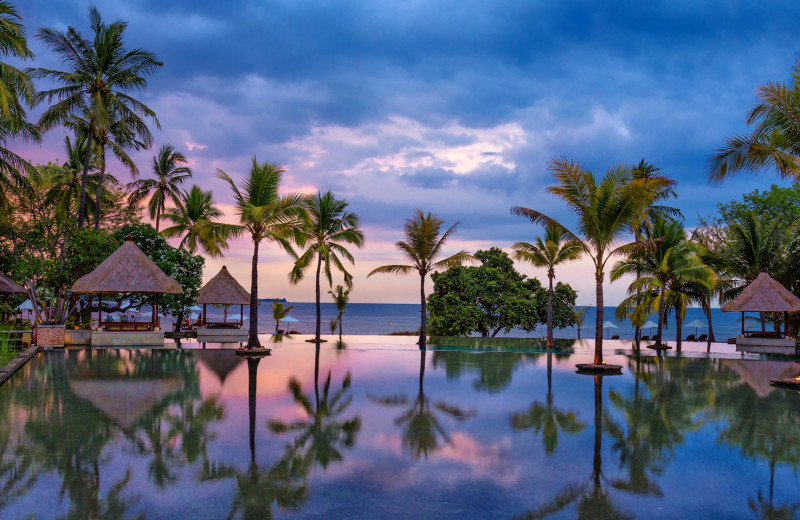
[69,377,182,429]
[195,349,244,384]
[721,359,800,398]
[721,272,800,313]
[0,273,25,294]
[197,265,257,305]
[71,239,183,294]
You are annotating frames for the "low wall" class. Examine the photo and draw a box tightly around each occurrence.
[736,337,798,355]
[91,331,165,346]
[0,346,39,386]
[34,325,65,347]
[197,328,248,343]
[65,330,92,346]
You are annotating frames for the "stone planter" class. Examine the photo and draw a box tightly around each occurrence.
[35,324,66,347]
[65,329,92,346]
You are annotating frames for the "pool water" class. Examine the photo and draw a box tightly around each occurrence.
[1,340,799,519]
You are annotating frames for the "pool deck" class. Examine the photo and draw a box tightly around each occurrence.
[0,345,39,385]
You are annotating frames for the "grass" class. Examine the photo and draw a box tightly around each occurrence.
[0,324,24,368]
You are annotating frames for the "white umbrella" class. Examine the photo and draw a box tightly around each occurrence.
[279,316,299,323]
[16,299,32,310]
[603,321,618,338]
[228,314,248,321]
[189,305,202,312]
[685,319,706,336]
[641,319,658,335]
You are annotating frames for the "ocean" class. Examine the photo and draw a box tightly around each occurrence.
[188,302,751,341]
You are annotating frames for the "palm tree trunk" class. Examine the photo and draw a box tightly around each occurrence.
[247,239,261,348]
[594,270,604,365]
[338,315,343,342]
[78,126,95,229]
[546,269,554,347]
[656,285,666,345]
[419,348,426,395]
[419,272,427,347]
[155,201,161,233]
[314,253,322,342]
[314,346,320,410]
[94,150,106,230]
[676,306,683,353]
[593,375,603,489]
[247,357,260,463]
[705,298,714,352]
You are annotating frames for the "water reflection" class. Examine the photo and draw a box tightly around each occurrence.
[1,347,800,518]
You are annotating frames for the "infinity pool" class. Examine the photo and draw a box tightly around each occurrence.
[1,340,799,519]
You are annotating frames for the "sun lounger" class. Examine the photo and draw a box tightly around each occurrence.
[698,334,708,342]
[610,335,620,340]
[640,335,650,341]
[685,334,696,342]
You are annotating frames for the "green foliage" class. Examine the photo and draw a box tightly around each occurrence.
[64,227,119,283]
[428,247,577,337]
[112,223,204,326]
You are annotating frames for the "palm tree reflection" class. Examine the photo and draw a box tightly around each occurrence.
[370,349,475,459]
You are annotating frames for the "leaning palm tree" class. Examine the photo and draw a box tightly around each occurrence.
[270,301,295,333]
[217,158,307,349]
[160,185,239,258]
[611,218,714,347]
[513,224,582,347]
[290,191,365,343]
[0,0,38,203]
[708,58,800,183]
[129,144,193,231]
[329,284,350,342]
[368,210,472,346]
[511,158,653,369]
[31,6,162,227]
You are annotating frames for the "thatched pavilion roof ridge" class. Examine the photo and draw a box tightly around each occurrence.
[71,239,183,294]
[721,272,800,313]
[0,273,25,294]
[197,265,257,305]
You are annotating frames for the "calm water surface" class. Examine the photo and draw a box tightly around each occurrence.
[1,340,799,519]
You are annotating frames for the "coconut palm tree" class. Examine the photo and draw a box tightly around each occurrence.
[160,185,238,258]
[0,0,38,200]
[31,6,162,228]
[289,191,364,344]
[611,218,714,347]
[513,224,582,347]
[573,305,587,340]
[270,301,295,333]
[368,210,472,346]
[708,58,800,183]
[42,134,97,219]
[511,158,653,368]
[329,284,350,342]
[129,144,193,231]
[217,158,306,349]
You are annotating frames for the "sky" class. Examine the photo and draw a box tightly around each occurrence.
[10,0,800,304]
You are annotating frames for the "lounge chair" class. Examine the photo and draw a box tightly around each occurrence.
[640,335,650,341]
[610,335,620,340]
[698,334,708,342]
[685,334,696,342]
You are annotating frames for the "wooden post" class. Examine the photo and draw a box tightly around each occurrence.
[741,312,744,336]
[240,304,243,328]
[98,292,103,330]
[785,311,789,338]
[203,304,207,326]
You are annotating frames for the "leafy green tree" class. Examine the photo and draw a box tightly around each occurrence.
[329,284,350,342]
[271,301,295,333]
[217,158,306,348]
[512,158,653,366]
[513,225,582,346]
[129,144,192,232]
[0,0,38,202]
[290,191,364,343]
[112,223,204,332]
[369,210,472,346]
[32,6,162,228]
[708,58,800,183]
[611,218,714,347]
[161,185,238,258]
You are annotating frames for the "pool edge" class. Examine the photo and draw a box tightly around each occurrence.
[0,346,39,386]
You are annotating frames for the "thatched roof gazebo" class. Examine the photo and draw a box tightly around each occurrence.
[0,273,25,294]
[71,238,183,335]
[196,266,257,329]
[722,272,800,354]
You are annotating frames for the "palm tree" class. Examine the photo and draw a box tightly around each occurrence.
[0,0,38,201]
[290,191,364,343]
[611,218,714,347]
[42,134,97,219]
[513,224,582,347]
[511,158,653,368]
[160,185,238,258]
[708,58,800,183]
[368,210,472,346]
[31,6,162,228]
[573,305,587,340]
[270,301,295,333]
[725,212,780,286]
[329,284,350,342]
[217,158,306,349]
[129,144,192,232]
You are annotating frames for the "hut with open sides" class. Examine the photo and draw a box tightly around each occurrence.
[195,265,258,342]
[71,238,183,346]
[721,271,800,355]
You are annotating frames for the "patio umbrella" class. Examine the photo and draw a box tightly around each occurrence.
[228,314,248,321]
[642,319,658,335]
[603,321,618,338]
[685,319,706,336]
[189,305,202,312]
[279,316,299,323]
[16,299,32,310]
